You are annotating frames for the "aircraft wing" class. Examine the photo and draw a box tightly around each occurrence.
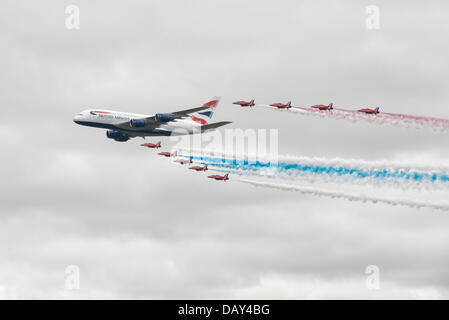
[144,101,219,121]
[200,121,232,132]
[115,105,217,129]
[113,120,158,133]
[142,106,213,121]
[171,105,215,118]
[114,97,225,134]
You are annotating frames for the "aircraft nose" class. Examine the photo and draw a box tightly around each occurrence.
[73,114,82,124]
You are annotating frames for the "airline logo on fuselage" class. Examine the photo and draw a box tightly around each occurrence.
[90,110,129,121]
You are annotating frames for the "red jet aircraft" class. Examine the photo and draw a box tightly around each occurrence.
[233,99,255,107]
[358,107,380,114]
[174,158,193,165]
[158,151,176,157]
[140,141,161,148]
[189,165,208,171]
[311,103,333,111]
[208,173,229,181]
[269,101,292,109]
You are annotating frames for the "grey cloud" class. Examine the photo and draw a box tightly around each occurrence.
[1,0,449,298]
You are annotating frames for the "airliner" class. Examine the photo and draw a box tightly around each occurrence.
[73,97,231,142]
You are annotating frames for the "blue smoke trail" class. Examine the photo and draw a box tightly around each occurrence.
[178,153,449,185]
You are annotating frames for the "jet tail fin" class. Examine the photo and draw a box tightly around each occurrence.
[196,96,220,118]
[250,99,255,107]
[188,97,221,125]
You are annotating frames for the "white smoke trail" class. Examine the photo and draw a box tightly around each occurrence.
[258,105,449,131]
[239,179,449,212]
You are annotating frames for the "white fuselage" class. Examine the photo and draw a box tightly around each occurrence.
[73,109,202,137]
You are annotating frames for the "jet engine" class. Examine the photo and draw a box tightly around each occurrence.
[106,130,130,142]
[130,119,146,128]
[155,113,174,122]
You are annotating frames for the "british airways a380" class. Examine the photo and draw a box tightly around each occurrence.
[73,97,231,142]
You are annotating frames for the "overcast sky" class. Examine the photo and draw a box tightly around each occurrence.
[1,0,449,299]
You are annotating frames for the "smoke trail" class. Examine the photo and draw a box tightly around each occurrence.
[259,105,449,131]
[174,148,449,188]
[239,179,449,211]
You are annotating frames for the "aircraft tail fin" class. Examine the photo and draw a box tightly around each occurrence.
[190,97,221,124]
[250,99,255,107]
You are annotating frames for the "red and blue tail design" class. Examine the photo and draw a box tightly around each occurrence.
[190,97,220,125]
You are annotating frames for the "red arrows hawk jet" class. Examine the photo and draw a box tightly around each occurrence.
[174,158,193,165]
[140,141,161,148]
[158,151,176,157]
[358,107,380,114]
[189,165,208,171]
[233,99,255,107]
[269,101,292,109]
[311,103,333,111]
[208,173,229,181]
